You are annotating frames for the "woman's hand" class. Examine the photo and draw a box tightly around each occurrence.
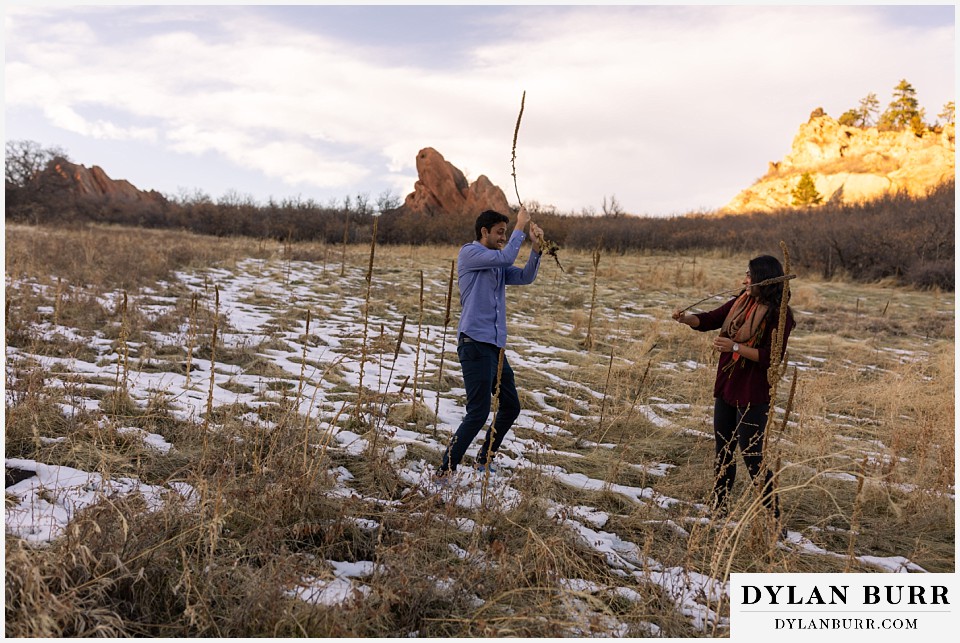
[713,337,736,352]
[673,310,699,327]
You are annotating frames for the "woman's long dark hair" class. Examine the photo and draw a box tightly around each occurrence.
[749,254,791,324]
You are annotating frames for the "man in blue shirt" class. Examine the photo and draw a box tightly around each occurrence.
[438,206,543,479]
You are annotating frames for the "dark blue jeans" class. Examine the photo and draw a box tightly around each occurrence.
[440,341,521,472]
[713,397,779,518]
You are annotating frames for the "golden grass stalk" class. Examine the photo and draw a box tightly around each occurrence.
[340,212,350,278]
[297,309,312,401]
[376,321,385,392]
[583,245,602,350]
[595,345,616,443]
[302,354,346,475]
[624,359,652,424]
[113,291,130,410]
[54,276,63,326]
[434,259,455,436]
[185,293,198,385]
[316,400,350,475]
[844,455,869,571]
[778,366,799,436]
[410,271,424,421]
[374,314,406,449]
[203,284,220,459]
[355,217,378,425]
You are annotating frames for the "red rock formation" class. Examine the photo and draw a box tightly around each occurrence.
[398,148,512,218]
[40,158,166,204]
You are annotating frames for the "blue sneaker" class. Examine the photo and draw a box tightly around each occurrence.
[475,462,497,474]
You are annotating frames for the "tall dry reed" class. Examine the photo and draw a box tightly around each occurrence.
[433,260,455,437]
[583,245,602,350]
[355,217,378,425]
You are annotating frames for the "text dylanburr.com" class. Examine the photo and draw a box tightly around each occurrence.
[730,573,956,640]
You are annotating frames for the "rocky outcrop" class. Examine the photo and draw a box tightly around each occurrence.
[396,147,512,218]
[721,115,955,213]
[37,157,167,204]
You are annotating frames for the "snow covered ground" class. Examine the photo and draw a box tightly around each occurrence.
[5,255,948,636]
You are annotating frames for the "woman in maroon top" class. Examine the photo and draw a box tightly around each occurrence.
[672,255,794,524]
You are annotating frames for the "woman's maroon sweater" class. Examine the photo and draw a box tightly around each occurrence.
[693,297,795,407]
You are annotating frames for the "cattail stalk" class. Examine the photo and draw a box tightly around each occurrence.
[203,285,220,459]
[584,245,602,349]
[410,271,424,421]
[434,260,455,436]
[114,291,130,408]
[185,293,198,385]
[778,366,799,436]
[759,242,792,525]
[355,217,378,425]
[340,212,350,278]
[205,285,220,424]
[297,309,311,401]
[511,90,526,206]
[54,277,63,327]
[377,322,385,395]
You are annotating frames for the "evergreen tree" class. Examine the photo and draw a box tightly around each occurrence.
[838,109,860,127]
[791,172,823,207]
[858,92,880,127]
[938,101,955,125]
[879,79,921,131]
[838,93,880,128]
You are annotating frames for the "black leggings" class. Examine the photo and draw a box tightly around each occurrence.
[713,397,779,518]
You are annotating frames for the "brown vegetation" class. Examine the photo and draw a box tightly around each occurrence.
[5,224,954,636]
[5,146,954,290]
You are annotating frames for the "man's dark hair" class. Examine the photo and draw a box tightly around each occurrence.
[475,210,510,240]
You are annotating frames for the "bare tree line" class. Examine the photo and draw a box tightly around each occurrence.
[5,141,953,290]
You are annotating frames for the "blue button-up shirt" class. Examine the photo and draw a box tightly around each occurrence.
[457,230,540,348]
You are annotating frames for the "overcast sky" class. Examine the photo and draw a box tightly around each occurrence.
[4,3,955,216]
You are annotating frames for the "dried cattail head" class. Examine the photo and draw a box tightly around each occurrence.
[540,238,564,272]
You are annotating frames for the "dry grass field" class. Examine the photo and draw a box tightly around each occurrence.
[4,222,955,637]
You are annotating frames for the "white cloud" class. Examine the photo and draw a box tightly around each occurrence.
[4,5,954,214]
[42,104,157,142]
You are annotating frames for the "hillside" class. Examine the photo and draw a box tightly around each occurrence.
[722,115,955,213]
